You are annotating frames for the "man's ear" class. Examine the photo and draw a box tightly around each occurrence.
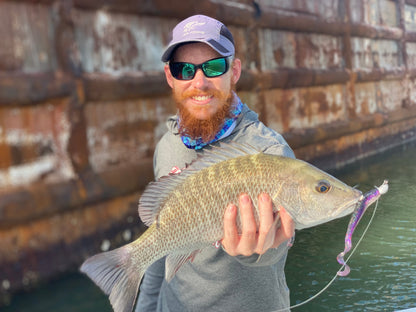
[231,58,242,85]
[164,64,174,88]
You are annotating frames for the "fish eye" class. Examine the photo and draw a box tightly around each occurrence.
[316,180,331,193]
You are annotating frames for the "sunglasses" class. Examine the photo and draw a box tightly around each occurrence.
[169,57,230,80]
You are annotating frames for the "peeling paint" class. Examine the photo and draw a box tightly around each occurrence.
[355,82,378,115]
[0,155,56,189]
[378,80,406,112]
[351,38,401,70]
[0,101,74,188]
[405,4,416,31]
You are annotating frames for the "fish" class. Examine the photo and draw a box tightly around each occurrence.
[337,180,389,276]
[80,142,364,312]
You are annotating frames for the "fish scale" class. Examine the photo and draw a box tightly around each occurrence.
[80,142,365,312]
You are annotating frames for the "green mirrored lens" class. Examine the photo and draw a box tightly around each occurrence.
[202,58,227,77]
[181,63,196,79]
[170,57,229,80]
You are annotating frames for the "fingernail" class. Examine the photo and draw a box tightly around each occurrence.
[241,194,250,204]
[260,193,270,202]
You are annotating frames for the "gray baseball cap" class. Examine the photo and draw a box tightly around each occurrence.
[161,15,235,62]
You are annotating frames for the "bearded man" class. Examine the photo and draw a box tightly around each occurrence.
[136,15,295,312]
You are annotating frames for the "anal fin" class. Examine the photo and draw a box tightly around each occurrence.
[165,250,201,282]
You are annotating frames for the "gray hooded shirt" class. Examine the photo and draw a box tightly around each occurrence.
[136,101,295,312]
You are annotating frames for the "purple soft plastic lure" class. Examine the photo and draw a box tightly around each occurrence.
[337,180,389,276]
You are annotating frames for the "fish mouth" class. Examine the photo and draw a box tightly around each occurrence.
[332,191,364,219]
[294,191,364,230]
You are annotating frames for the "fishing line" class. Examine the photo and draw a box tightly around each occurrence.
[272,199,380,312]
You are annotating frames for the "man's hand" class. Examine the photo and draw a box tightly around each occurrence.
[221,193,295,256]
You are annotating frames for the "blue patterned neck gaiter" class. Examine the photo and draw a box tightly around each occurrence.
[180,98,243,150]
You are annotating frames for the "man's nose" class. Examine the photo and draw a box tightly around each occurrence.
[192,69,209,89]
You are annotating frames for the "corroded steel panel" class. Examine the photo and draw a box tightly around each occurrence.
[85,97,175,171]
[350,0,398,27]
[227,26,253,71]
[295,33,343,69]
[258,30,343,70]
[378,80,407,112]
[257,0,341,21]
[409,78,416,105]
[354,82,378,115]
[258,30,296,69]
[73,9,173,74]
[263,84,348,133]
[0,100,74,189]
[0,2,57,72]
[406,42,416,68]
[405,4,416,31]
[351,37,402,70]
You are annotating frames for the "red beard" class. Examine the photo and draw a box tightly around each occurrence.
[174,84,235,142]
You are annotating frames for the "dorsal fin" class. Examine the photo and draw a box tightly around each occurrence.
[138,142,261,226]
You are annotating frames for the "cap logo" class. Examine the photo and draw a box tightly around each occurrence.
[183,21,206,36]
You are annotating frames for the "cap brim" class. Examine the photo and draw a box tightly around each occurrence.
[161,39,234,62]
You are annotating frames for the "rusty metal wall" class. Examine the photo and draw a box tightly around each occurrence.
[1,0,415,302]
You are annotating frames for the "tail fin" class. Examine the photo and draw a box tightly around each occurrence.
[80,244,143,312]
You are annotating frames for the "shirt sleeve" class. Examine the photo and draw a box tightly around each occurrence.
[263,140,296,159]
[135,141,167,312]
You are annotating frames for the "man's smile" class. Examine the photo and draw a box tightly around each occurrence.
[191,95,213,102]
